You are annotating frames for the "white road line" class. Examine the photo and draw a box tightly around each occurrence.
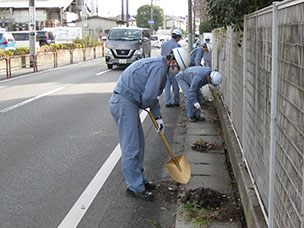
[0,87,65,113]
[58,110,148,228]
[96,69,111,75]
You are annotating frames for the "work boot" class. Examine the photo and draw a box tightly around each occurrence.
[144,181,156,191]
[165,104,173,107]
[173,103,180,107]
[126,188,154,201]
[195,115,206,121]
[188,117,197,122]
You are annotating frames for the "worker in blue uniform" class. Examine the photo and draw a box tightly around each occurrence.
[190,43,212,67]
[110,48,191,201]
[202,36,212,67]
[161,29,183,107]
[176,66,223,122]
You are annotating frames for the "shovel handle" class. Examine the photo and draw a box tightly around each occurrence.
[146,110,182,171]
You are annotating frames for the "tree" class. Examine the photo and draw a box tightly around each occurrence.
[136,5,165,31]
[192,0,208,23]
[206,0,277,31]
[199,20,214,34]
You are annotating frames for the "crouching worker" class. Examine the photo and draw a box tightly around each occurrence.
[110,48,190,201]
[189,42,212,67]
[176,66,223,122]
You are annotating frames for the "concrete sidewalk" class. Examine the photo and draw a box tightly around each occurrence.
[174,87,243,228]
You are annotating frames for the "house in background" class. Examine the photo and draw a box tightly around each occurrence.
[75,16,123,41]
[0,0,191,42]
[109,15,137,27]
[0,0,82,31]
[165,15,186,31]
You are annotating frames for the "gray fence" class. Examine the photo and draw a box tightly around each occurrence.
[212,1,304,227]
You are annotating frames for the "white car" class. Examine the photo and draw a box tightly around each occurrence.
[151,35,161,48]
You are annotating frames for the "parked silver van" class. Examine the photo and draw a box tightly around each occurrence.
[105,27,151,69]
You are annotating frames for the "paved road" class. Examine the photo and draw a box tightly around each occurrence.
[0,48,181,228]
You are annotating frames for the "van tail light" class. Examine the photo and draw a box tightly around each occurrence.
[46,32,49,39]
[3,38,8,45]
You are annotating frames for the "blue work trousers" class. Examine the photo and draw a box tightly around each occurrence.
[110,93,149,193]
[164,74,180,105]
[177,79,202,118]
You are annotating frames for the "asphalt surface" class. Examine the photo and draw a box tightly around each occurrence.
[0,59,121,227]
[0,46,245,228]
[0,48,184,228]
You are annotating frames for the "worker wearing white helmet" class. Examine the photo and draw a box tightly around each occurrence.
[161,28,183,107]
[176,66,223,122]
[172,29,183,39]
[189,42,212,67]
[203,37,212,67]
[110,47,190,201]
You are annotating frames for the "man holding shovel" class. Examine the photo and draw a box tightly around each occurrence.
[176,66,223,122]
[110,48,190,201]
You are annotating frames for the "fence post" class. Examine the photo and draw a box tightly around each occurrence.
[83,48,86,61]
[268,2,279,228]
[34,55,38,72]
[8,57,12,78]
[229,29,233,122]
[70,50,73,64]
[254,14,259,159]
[4,58,9,79]
[242,15,247,161]
[302,176,304,228]
[102,42,104,57]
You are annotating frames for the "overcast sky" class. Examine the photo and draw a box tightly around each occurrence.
[98,0,188,17]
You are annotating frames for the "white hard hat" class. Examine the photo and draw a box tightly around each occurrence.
[210,71,223,85]
[206,43,212,52]
[172,48,191,71]
[172,29,183,38]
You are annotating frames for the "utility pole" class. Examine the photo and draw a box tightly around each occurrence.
[81,0,86,38]
[188,0,193,51]
[150,0,153,34]
[121,0,124,22]
[29,0,36,68]
[193,0,196,44]
[126,0,129,27]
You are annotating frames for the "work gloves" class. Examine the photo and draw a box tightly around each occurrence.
[156,118,164,133]
[194,102,201,110]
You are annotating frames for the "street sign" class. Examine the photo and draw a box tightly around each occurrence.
[148,20,154,25]
[29,6,36,32]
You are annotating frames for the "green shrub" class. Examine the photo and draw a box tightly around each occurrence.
[2,50,15,57]
[199,21,215,34]
[13,47,30,56]
[0,47,30,57]
[74,35,101,48]
[1,36,101,57]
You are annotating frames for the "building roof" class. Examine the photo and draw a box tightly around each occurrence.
[74,16,121,22]
[0,0,73,10]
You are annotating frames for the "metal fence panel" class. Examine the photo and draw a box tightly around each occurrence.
[274,3,304,228]
[213,1,304,227]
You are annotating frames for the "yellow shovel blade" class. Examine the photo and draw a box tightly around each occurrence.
[165,154,191,184]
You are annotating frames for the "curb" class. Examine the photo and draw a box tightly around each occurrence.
[214,94,267,228]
